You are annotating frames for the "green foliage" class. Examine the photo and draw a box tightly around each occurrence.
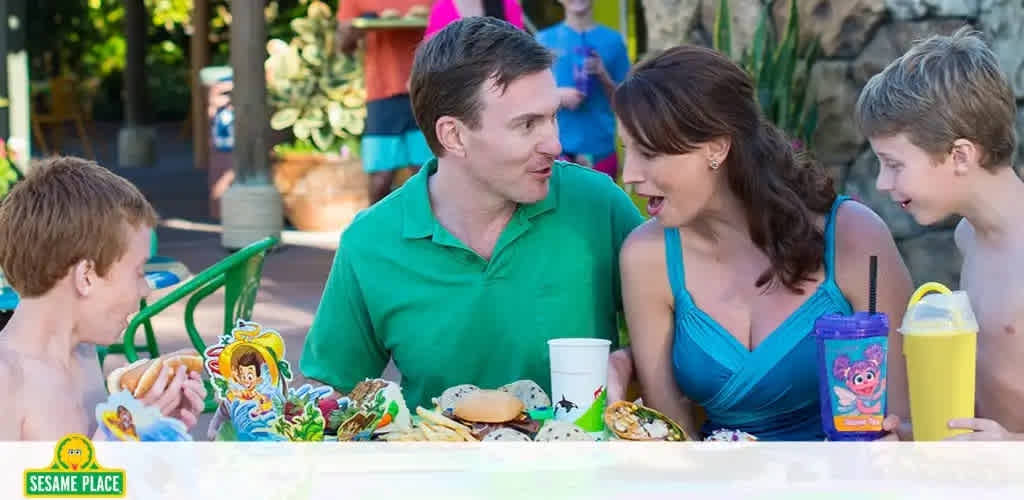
[0,139,22,199]
[712,0,819,149]
[266,1,367,154]
[27,0,313,121]
[272,395,326,441]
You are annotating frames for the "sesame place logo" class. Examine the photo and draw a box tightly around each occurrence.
[24,434,125,497]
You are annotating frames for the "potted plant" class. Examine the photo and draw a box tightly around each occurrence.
[266,1,368,232]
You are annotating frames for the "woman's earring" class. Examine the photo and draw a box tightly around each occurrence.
[710,159,721,170]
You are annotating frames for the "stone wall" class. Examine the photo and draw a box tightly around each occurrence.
[643,0,1024,286]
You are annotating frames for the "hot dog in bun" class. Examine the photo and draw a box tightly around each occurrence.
[106,349,204,398]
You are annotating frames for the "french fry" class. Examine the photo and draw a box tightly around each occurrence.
[422,423,463,442]
[384,428,426,441]
[415,406,478,442]
[420,422,443,441]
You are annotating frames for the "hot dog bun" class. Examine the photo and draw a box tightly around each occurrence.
[106,348,204,398]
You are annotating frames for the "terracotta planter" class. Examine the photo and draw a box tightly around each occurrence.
[272,151,369,232]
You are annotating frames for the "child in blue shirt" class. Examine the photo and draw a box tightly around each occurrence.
[537,0,630,179]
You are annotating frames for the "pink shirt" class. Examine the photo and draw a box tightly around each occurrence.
[424,0,525,39]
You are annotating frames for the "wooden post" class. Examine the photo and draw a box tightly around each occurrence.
[230,0,268,183]
[191,0,210,170]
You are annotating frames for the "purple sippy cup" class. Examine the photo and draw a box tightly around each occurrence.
[813,256,889,441]
[573,35,593,97]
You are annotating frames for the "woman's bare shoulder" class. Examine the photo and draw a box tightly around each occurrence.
[621,220,667,269]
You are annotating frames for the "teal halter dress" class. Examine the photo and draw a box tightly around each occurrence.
[667,196,853,440]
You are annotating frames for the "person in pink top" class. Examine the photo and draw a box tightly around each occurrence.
[425,0,524,39]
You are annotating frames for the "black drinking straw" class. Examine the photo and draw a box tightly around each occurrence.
[869,255,878,315]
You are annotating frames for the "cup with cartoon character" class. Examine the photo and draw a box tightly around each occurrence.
[814,312,889,441]
[548,338,610,437]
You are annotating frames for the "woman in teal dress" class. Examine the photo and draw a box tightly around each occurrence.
[610,46,914,440]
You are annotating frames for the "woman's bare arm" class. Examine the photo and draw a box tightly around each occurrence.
[833,201,914,424]
[620,223,700,437]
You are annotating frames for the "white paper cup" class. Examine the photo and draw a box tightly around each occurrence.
[548,338,611,433]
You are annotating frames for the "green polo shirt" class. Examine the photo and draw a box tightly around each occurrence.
[300,159,644,409]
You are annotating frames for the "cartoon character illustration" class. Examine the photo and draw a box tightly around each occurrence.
[206,321,289,418]
[226,349,274,415]
[58,435,93,471]
[554,395,578,416]
[833,343,886,415]
[102,405,139,441]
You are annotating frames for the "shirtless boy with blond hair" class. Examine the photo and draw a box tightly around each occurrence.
[856,27,1024,440]
[0,157,205,440]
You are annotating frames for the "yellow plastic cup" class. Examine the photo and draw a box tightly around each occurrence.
[900,282,978,441]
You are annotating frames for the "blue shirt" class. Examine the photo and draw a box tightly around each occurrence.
[537,23,630,158]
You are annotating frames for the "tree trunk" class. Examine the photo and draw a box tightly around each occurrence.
[123,0,148,126]
[642,0,702,54]
[191,0,211,170]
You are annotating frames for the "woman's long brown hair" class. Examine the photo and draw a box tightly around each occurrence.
[613,45,837,294]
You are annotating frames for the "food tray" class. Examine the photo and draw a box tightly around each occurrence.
[351,17,427,29]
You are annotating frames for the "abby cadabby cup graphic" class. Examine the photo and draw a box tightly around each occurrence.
[548,338,610,435]
[814,256,889,441]
[900,281,978,441]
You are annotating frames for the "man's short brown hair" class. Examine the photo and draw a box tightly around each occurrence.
[0,156,158,297]
[855,27,1017,169]
[409,16,554,156]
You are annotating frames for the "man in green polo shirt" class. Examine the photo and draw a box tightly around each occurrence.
[299,17,644,410]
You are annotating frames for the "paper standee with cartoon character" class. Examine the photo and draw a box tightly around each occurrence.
[205,320,333,441]
[320,379,413,441]
[95,390,192,441]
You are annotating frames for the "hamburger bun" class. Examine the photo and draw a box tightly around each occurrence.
[453,390,524,423]
[106,349,204,398]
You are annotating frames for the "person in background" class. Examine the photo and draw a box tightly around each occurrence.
[337,0,435,204]
[425,0,524,39]
[537,0,630,179]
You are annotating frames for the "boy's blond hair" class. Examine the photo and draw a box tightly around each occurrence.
[0,156,158,297]
[855,27,1017,170]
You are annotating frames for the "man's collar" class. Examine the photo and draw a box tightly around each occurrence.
[401,158,561,240]
[401,158,437,239]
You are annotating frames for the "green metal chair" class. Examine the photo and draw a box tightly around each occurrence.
[102,236,280,413]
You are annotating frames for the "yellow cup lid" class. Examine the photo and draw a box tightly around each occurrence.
[899,282,979,335]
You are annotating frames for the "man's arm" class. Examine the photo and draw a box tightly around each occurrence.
[605,178,645,402]
[299,242,388,395]
[591,33,632,100]
[335,0,364,55]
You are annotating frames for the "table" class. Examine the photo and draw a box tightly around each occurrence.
[4,441,1024,499]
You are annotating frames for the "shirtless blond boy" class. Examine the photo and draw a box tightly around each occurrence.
[856,27,1024,440]
[0,157,205,440]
